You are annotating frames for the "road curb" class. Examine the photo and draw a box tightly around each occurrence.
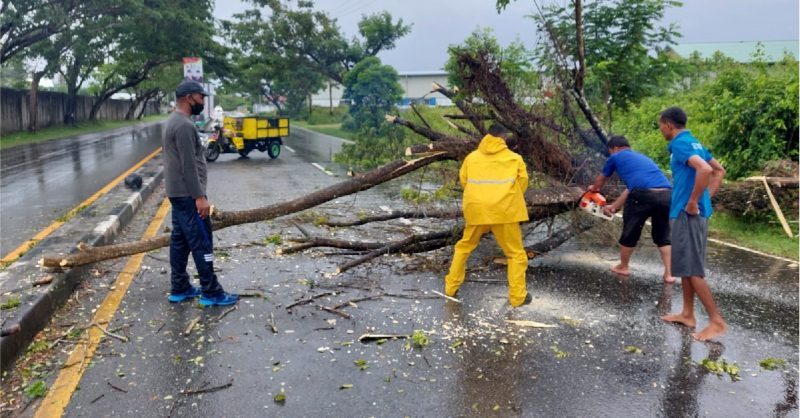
[0,156,163,373]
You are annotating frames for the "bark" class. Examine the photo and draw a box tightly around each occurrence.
[336,230,455,274]
[41,153,451,268]
[321,209,462,227]
[27,70,45,132]
[385,114,452,142]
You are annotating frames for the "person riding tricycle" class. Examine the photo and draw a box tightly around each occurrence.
[205,115,290,161]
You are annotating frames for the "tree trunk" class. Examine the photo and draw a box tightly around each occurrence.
[65,84,78,126]
[125,93,143,120]
[27,70,45,132]
[41,152,452,268]
[328,82,333,115]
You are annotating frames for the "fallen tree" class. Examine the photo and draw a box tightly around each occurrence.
[45,0,745,274]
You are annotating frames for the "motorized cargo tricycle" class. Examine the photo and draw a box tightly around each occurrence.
[205,116,290,161]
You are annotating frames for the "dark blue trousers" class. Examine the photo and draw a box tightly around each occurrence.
[169,197,223,297]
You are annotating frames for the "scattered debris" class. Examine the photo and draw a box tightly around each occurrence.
[319,305,351,319]
[214,306,238,322]
[408,330,430,349]
[358,334,410,343]
[274,393,286,404]
[431,290,461,303]
[182,379,234,395]
[550,345,568,358]
[340,384,353,390]
[559,316,581,327]
[759,358,787,371]
[624,345,644,355]
[505,320,557,328]
[33,275,55,286]
[699,358,741,382]
[268,312,278,334]
[354,359,369,371]
[1,295,21,310]
[93,323,129,343]
[107,381,128,393]
[285,292,335,310]
[183,317,201,337]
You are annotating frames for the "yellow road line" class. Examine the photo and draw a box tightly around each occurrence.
[35,198,171,418]
[1,148,162,265]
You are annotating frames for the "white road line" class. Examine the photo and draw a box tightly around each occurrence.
[311,162,334,176]
[284,145,295,153]
[614,211,796,264]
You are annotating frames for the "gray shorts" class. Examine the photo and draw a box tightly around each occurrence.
[670,211,708,278]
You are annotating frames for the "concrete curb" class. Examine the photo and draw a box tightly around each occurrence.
[0,155,163,372]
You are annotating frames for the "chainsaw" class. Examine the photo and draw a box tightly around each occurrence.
[579,191,614,220]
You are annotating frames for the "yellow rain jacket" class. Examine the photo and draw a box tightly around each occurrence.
[460,134,529,225]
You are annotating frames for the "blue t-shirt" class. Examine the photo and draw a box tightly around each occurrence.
[668,130,713,219]
[602,149,671,191]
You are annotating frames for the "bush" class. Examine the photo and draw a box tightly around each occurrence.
[614,51,799,179]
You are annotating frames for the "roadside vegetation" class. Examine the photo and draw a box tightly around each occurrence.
[0,114,167,149]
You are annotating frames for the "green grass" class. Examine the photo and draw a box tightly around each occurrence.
[709,212,799,260]
[292,120,356,141]
[0,114,167,149]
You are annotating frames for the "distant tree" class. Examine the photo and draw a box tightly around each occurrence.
[342,56,402,131]
[445,27,538,103]
[86,0,226,121]
[241,1,411,84]
[222,0,410,116]
[498,0,682,126]
[0,55,28,89]
[0,0,125,63]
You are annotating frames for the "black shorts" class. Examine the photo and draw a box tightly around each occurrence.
[619,188,671,248]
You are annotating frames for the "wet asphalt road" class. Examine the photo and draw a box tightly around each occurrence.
[35,131,799,417]
[0,122,163,255]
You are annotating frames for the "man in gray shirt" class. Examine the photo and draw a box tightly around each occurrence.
[163,80,238,307]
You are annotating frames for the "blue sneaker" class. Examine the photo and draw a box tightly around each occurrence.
[199,292,239,307]
[168,286,201,303]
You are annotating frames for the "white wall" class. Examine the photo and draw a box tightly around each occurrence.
[310,71,453,107]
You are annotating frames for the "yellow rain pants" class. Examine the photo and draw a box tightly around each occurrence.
[444,222,528,306]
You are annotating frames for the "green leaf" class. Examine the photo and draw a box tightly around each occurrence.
[759,357,786,371]
[24,380,47,399]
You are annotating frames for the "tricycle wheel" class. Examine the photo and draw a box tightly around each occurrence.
[238,150,250,158]
[267,142,281,159]
[206,143,221,162]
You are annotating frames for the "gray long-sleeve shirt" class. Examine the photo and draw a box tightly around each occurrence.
[163,112,207,198]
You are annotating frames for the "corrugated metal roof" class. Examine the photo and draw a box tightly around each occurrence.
[672,40,798,62]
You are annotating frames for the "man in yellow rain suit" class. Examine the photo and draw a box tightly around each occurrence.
[444,124,532,307]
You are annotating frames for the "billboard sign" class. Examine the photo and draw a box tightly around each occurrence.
[182,57,203,82]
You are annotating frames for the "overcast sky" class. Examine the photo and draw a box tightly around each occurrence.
[213,0,800,72]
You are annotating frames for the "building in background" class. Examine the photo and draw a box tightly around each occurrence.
[671,40,798,63]
[311,70,452,108]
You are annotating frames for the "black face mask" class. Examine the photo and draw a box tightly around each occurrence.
[189,97,205,115]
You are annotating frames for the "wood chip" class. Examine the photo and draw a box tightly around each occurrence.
[505,320,558,328]
[431,290,461,303]
[183,316,201,336]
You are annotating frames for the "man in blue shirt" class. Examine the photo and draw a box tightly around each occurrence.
[588,136,675,283]
[658,107,727,342]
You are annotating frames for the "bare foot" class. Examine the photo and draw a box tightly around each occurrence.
[692,321,727,341]
[663,275,677,284]
[610,264,630,276]
[661,313,696,328]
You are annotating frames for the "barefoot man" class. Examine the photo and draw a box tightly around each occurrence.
[588,135,675,283]
[658,107,727,341]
